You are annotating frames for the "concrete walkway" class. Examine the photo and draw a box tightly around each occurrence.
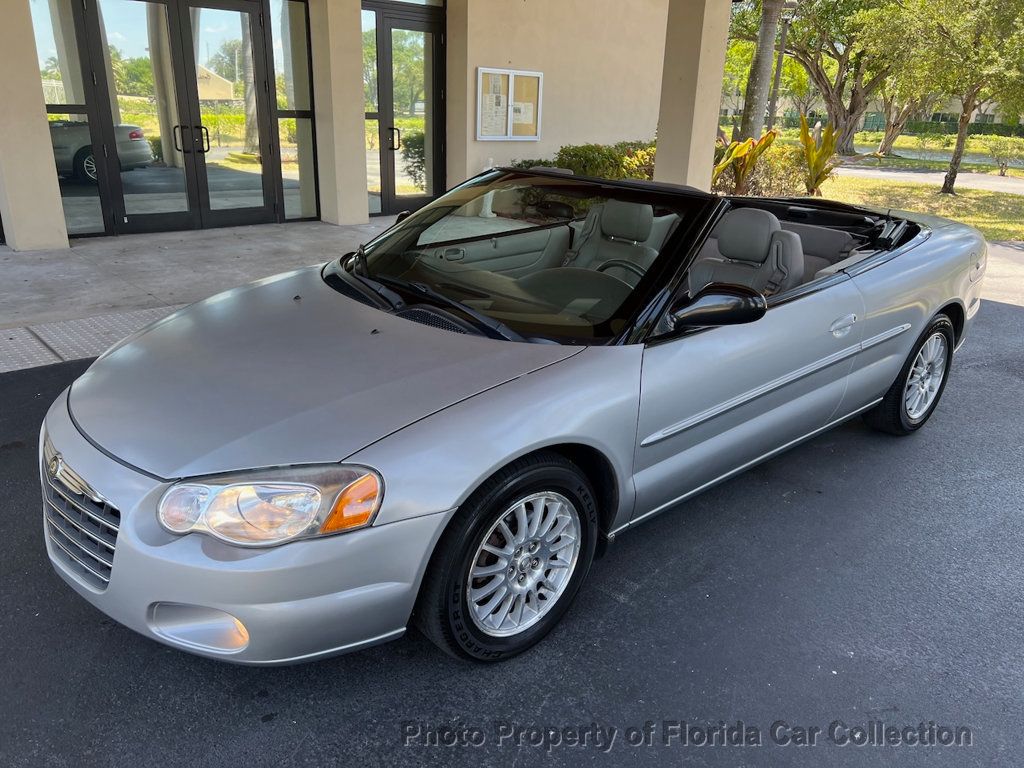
[836,165,1024,195]
[0,219,395,372]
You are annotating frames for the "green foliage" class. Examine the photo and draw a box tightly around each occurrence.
[400,131,427,187]
[207,39,244,82]
[148,136,162,164]
[106,46,156,98]
[748,143,807,197]
[982,136,1024,176]
[622,147,656,180]
[712,131,777,195]
[554,144,629,179]
[799,114,838,195]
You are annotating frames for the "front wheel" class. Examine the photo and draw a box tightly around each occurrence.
[863,314,954,435]
[414,452,598,661]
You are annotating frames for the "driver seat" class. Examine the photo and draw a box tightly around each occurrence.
[570,200,658,286]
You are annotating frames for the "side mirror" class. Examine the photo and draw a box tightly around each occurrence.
[395,210,413,224]
[670,283,767,329]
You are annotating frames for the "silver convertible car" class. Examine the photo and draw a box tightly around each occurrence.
[40,169,986,664]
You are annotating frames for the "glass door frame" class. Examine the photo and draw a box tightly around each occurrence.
[78,0,200,233]
[74,0,283,234]
[177,0,279,228]
[363,0,445,216]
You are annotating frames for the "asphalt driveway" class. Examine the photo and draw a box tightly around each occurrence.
[1,293,1023,766]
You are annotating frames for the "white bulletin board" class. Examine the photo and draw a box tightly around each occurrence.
[476,67,543,141]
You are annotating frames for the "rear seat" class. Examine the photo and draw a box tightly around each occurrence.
[694,218,860,285]
[779,221,857,282]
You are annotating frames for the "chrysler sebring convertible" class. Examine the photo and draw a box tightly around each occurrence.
[40,168,986,664]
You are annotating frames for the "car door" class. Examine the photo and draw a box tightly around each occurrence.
[631,276,867,526]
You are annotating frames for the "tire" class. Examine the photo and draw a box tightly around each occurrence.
[73,148,98,183]
[414,451,598,661]
[863,314,955,436]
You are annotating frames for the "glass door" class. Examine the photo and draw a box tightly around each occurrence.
[363,2,444,216]
[87,0,275,232]
[178,0,277,226]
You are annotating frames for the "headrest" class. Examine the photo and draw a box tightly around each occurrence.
[715,208,781,264]
[601,200,654,243]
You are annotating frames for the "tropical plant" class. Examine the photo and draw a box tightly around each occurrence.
[712,130,777,195]
[799,114,838,195]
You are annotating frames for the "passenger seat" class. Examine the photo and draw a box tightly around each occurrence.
[688,208,804,296]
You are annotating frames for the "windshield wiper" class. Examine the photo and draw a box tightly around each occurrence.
[375,275,524,342]
[341,248,406,310]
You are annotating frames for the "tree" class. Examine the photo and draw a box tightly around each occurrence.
[780,56,818,118]
[739,0,785,139]
[207,39,245,82]
[721,40,754,120]
[780,0,899,155]
[905,0,1024,193]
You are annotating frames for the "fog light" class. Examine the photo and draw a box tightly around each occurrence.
[148,602,249,654]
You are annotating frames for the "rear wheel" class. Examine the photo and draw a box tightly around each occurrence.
[414,452,598,661]
[864,315,954,435]
[74,148,98,183]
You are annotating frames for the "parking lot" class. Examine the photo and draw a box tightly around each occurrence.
[1,246,1022,767]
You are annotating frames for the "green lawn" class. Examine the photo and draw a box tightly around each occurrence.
[820,175,1024,241]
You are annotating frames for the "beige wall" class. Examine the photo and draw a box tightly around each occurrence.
[0,0,68,250]
[446,0,669,184]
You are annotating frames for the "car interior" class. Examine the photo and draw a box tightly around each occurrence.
[356,174,920,342]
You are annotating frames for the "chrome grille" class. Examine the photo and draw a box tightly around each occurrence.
[42,439,120,590]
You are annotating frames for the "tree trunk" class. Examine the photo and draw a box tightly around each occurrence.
[242,20,259,155]
[942,92,980,194]
[739,0,784,139]
[878,102,915,156]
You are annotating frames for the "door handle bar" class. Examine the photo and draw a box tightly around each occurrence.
[195,125,211,154]
[172,124,191,154]
[389,126,401,150]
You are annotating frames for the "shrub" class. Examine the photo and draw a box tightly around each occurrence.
[983,136,1024,175]
[622,146,656,180]
[747,143,806,197]
[148,136,162,164]
[400,131,426,187]
[554,143,627,179]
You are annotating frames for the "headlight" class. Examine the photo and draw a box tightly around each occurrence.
[158,465,382,547]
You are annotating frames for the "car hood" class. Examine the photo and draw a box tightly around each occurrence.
[68,265,582,479]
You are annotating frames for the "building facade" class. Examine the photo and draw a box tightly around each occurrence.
[0,0,731,251]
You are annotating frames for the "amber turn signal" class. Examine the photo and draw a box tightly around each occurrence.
[320,473,381,533]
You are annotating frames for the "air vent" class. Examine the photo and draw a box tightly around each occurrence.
[396,306,474,335]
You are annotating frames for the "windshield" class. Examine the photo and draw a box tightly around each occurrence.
[346,170,709,343]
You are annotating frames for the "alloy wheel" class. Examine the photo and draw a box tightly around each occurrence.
[466,492,581,637]
[904,332,948,420]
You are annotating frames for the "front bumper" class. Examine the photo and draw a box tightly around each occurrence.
[41,389,452,665]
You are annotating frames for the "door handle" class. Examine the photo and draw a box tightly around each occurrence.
[389,126,401,150]
[830,314,858,338]
[442,247,465,261]
[194,125,211,154]
[172,124,191,154]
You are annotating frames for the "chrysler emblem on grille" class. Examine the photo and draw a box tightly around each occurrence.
[47,452,63,478]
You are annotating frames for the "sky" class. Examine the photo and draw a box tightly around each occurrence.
[30,0,288,74]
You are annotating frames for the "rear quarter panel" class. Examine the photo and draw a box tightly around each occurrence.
[841,212,986,413]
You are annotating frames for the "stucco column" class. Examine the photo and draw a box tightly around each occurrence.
[444,0,471,187]
[653,0,731,190]
[308,0,369,224]
[0,1,69,250]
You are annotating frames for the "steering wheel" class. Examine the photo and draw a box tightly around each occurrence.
[595,259,647,280]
